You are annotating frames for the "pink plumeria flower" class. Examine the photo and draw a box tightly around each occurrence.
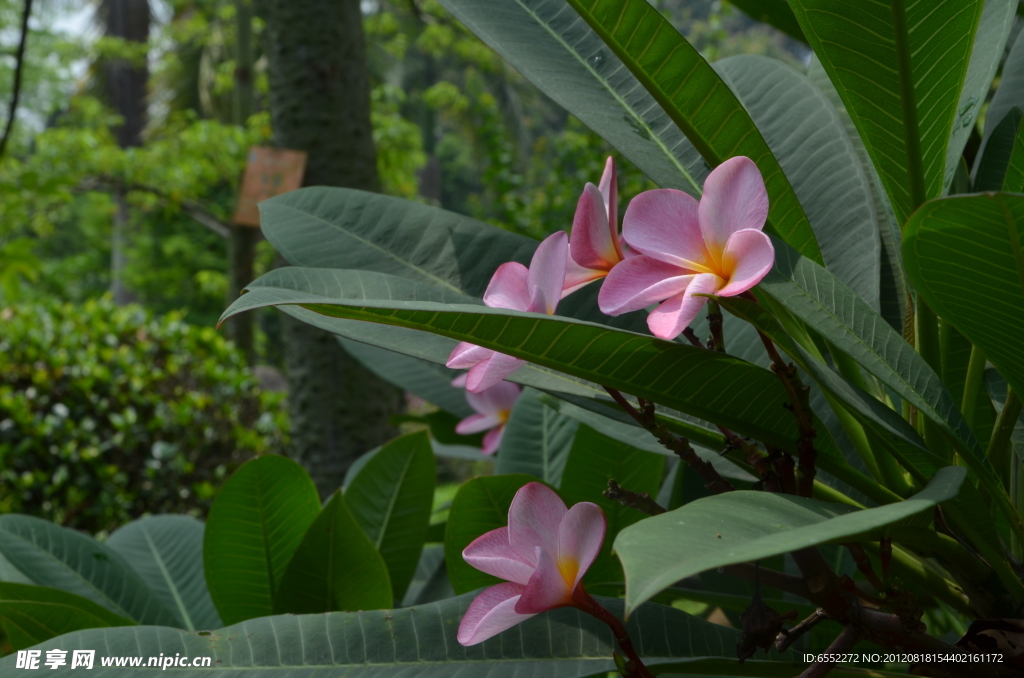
[454,380,521,455]
[447,231,568,393]
[598,156,775,340]
[563,156,633,296]
[457,482,606,646]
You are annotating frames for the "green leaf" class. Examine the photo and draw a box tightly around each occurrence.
[616,466,966,612]
[725,0,806,43]
[344,432,435,601]
[790,0,984,223]
[948,0,1017,189]
[274,491,393,613]
[445,474,540,594]
[972,108,1024,192]
[222,268,804,452]
[106,516,222,632]
[0,515,179,626]
[0,583,134,651]
[566,0,823,264]
[981,28,1024,157]
[559,425,664,586]
[756,239,982,470]
[1003,116,1024,193]
[340,338,472,417]
[435,0,708,195]
[714,55,881,310]
[495,387,579,485]
[203,455,321,625]
[399,544,453,607]
[903,194,1024,401]
[0,594,761,677]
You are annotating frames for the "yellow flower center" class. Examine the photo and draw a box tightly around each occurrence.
[557,555,579,591]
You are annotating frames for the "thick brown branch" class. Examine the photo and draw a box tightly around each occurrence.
[604,479,666,516]
[604,387,735,494]
[844,543,885,592]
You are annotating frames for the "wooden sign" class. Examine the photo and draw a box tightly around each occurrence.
[233,146,308,226]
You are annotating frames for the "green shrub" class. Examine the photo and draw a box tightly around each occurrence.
[0,296,288,533]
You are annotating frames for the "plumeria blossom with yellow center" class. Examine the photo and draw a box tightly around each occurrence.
[598,156,775,340]
[446,231,567,392]
[457,482,606,646]
[562,156,635,296]
[452,378,521,455]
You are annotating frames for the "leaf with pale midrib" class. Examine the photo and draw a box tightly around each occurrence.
[616,466,966,612]
[0,594,785,677]
[106,515,222,632]
[495,388,578,485]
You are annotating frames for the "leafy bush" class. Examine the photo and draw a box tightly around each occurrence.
[0,296,287,533]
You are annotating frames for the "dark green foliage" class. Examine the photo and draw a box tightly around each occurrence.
[0,296,287,533]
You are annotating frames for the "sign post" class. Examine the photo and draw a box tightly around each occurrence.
[227,146,307,362]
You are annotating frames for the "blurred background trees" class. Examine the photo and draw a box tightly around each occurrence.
[0,0,805,521]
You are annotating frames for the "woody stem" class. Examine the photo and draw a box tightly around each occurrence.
[573,586,656,678]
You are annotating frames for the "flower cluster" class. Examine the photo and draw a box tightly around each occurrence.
[447,155,774,393]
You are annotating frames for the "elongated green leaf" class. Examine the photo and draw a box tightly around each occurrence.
[274,491,392,613]
[445,474,539,594]
[560,425,664,586]
[903,194,1024,400]
[106,516,221,632]
[495,388,578,485]
[344,432,435,601]
[436,0,707,195]
[790,0,984,223]
[1003,119,1024,193]
[807,56,906,332]
[566,0,822,264]
[0,594,763,677]
[726,0,806,42]
[203,455,321,625]
[0,515,179,627]
[617,466,966,612]
[987,369,1024,466]
[948,0,1017,189]
[973,108,1024,192]
[982,27,1024,155]
[222,268,805,451]
[340,338,472,417]
[0,583,134,651]
[399,545,453,607]
[756,239,982,468]
[715,55,881,309]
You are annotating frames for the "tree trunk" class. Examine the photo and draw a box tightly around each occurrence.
[256,0,402,497]
[101,0,149,305]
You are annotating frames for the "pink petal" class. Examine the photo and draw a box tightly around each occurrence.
[557,502,606,590]
[447,342,493,370]
[451,373,468,388]
[717,229,776,297]
[483,262,531,311]
[646,272,723,340]
[481,425,504,456]
[508,482,566,564]
[562,249,605,298]
[465,352,524,393]
[514,547,573,614]
[527,231,568,315]
[570,184,618,271]
[457,582,533,646]
[621,188,710,270]
[466,380,521,415]
[698,156,769,257]
[456,412,503,435]
[463,526,535,585]
[598,255,694,316]
[598,156,619,239]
